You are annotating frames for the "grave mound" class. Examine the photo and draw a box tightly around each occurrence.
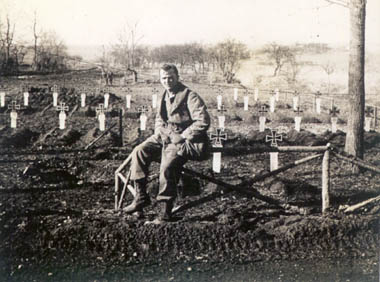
[58,128,82,146]
[2,128,39,148]
[285,129,326,146]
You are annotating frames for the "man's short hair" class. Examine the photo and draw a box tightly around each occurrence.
[160,63,179,77]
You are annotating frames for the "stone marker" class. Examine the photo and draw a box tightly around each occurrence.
[269,94,275,113]
[293,91,299,111]
[233,88,238,102]
[210,128,227,173]
[104,92,110,109]
[275,88,280,102]
[315,91,322,114]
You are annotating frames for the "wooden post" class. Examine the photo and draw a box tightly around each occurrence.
[322,147,330,213]
[119,109,123,147]
[374,106,378,129]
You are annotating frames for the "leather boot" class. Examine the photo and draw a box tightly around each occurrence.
[123,179,151,214]
[158,201,173,221]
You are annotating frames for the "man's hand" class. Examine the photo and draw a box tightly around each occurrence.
[170,132,185,144]
[156,127,170,144]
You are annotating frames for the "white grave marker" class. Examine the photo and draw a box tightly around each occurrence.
[8,101,20,129]
[138,106,148,131]
[104,92,110,109]
[269,95,276,113]
[294,107,303,132]
[152,88,159,109]
[217,104,226,130]
[233,88,238,102]
[23,91,29,107]
[0,92,5,107]
[364,108,373,132]
[210,128,227,173]
[293,91,299,111]
[56,102,69,130]
[265,129,283,171]
[216,88,223,110]
[315,91,322,114]
[254,88,259,101]
[258,106,268,132]
[275,88,280,102]
[81,93,86,107]
[52,85,58,107]
[243,90,249,111]
[125,88,132,109]
[330,107,339,133]
[96,104,106,131]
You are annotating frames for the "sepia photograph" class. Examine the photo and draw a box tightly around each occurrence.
[0,0,379,281]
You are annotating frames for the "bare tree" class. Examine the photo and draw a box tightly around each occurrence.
[321,61,335,94]
[265,42,294,76]
[110,21,144,82]
[210,39,250,83]
[326,0,366,164]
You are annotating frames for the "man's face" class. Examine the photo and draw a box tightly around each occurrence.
[160,69,179,92]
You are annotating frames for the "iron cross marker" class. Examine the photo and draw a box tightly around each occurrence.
[266,129,282,147]
[266,129,282,171]
[210,128,227,148]
[8,101,20,112]
[210,128,227,173]
[329,106,339,117]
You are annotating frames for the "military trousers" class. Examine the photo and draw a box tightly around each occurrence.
[129,134,208,202]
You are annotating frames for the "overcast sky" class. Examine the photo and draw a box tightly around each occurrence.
[2,0,380,51]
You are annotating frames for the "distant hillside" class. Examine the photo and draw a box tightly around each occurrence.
[67,45,104,62]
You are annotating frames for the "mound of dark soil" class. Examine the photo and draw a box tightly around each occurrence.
[2,128,40,148]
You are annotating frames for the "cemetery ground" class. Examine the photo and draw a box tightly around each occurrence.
[0,70,379,281]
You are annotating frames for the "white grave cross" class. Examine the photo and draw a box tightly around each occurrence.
[233,88,239,102]
[254,88,259,101]
[81,92,86,107]
[210,128,227,173]
[364,108,373,132]
[8,101,20,129]
[293,91,299,111]
[269,93,276,113]
[138,105,148,131]
[96,104,106,131]
[315,91,322,114]
[56,102,69,130]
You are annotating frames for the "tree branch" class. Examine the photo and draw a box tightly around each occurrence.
[324,0,349,8]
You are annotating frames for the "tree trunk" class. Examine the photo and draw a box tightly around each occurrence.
[344,0,366,163]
